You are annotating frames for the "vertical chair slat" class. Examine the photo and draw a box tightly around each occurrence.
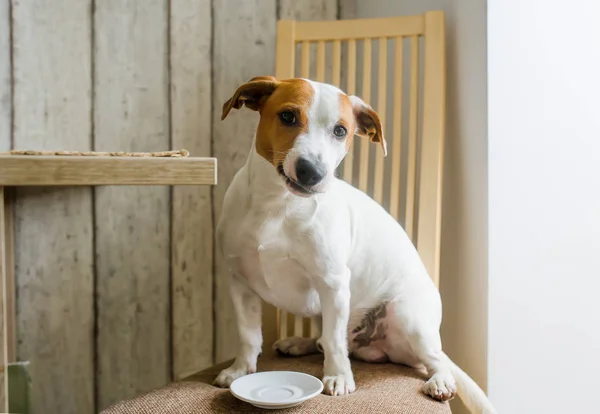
[294,315,304,337]
[279,313,288,340]
[405,35,419,241]
[301,41,310,78]
[309,318,319,338]
[316,41,326,82]
[331,40,341,87]
[390,37,404,221]
[417,11,446,287]
[358,39,372,193]
[373,37,387,205]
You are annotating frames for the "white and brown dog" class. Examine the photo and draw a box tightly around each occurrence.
[214,76,496,413]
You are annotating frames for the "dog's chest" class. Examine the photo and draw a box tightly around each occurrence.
[222,201,321,316]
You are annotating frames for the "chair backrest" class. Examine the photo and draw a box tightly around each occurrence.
[263,11,446,345]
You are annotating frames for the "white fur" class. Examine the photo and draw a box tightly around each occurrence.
[214,80,496,413]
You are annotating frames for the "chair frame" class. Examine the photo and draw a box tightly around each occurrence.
[262,11,446,347]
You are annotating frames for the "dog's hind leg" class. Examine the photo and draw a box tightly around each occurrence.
[387,290,457,402]
[405,328,457,402]
[273,316,322,356]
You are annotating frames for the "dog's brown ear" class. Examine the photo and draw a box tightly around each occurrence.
[221,76,279,120]
[349,95,387,156]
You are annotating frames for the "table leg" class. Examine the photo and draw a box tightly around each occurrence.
[1,187,16,412]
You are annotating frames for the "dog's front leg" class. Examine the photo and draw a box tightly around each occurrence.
[213,274,262,388]
[316,267,355,396]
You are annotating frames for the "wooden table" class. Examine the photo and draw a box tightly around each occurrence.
[0,155,217,413]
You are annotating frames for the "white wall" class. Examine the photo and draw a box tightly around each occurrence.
[488,1,600,413]
[352,2,488,413]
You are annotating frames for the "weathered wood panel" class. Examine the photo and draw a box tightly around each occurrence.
[213,0,277,363]
[0,0,9,153]
[279,0,337,21]
[339,0,358,19]
[94,0,170,409]
[170,0,214,379]
[12,1,94,414]
[0,2,11,408]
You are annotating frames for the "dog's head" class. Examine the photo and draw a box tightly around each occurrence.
[222,76,387,197]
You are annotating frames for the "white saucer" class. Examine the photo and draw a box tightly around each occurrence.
[230,371,323,409]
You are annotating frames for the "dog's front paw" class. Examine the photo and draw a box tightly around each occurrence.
[213,365,254,388]
[423,371,457,402]
[273,337,318,356]
[322,373,356,396]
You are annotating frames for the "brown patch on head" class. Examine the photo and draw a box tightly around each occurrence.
[254,79,314,167]
[221,77,314,167]
[338,94,356,151]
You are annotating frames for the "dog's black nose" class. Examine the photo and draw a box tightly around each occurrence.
[295,158,326,186]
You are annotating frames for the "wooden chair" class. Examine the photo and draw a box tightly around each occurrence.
[103,11,448,414]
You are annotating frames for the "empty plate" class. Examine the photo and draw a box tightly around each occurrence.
[230,371,323,409]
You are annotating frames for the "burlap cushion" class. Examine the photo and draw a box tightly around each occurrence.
[102,352,451,413]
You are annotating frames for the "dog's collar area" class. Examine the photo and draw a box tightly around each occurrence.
[277,164,314,196]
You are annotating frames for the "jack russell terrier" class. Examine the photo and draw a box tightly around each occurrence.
[214,76,496,414]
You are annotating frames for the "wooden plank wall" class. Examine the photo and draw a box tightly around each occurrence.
[94,1,171,408]
[1,0,352,412]
[0,1,10,409]
[12,3,95,414]
[0,1,8,155]
[170,0,214,382]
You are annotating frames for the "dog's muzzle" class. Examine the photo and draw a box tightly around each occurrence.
[295,157,326,187]
[277,163,320,196]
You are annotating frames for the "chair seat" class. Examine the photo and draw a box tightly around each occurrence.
[102,351,451,413]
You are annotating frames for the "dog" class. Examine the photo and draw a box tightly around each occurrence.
[213,76,496,413]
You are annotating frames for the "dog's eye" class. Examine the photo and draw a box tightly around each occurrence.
[333,125,347,138]
[279,111,296,126]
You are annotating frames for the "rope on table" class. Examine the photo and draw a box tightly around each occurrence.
[0,149,190,157]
